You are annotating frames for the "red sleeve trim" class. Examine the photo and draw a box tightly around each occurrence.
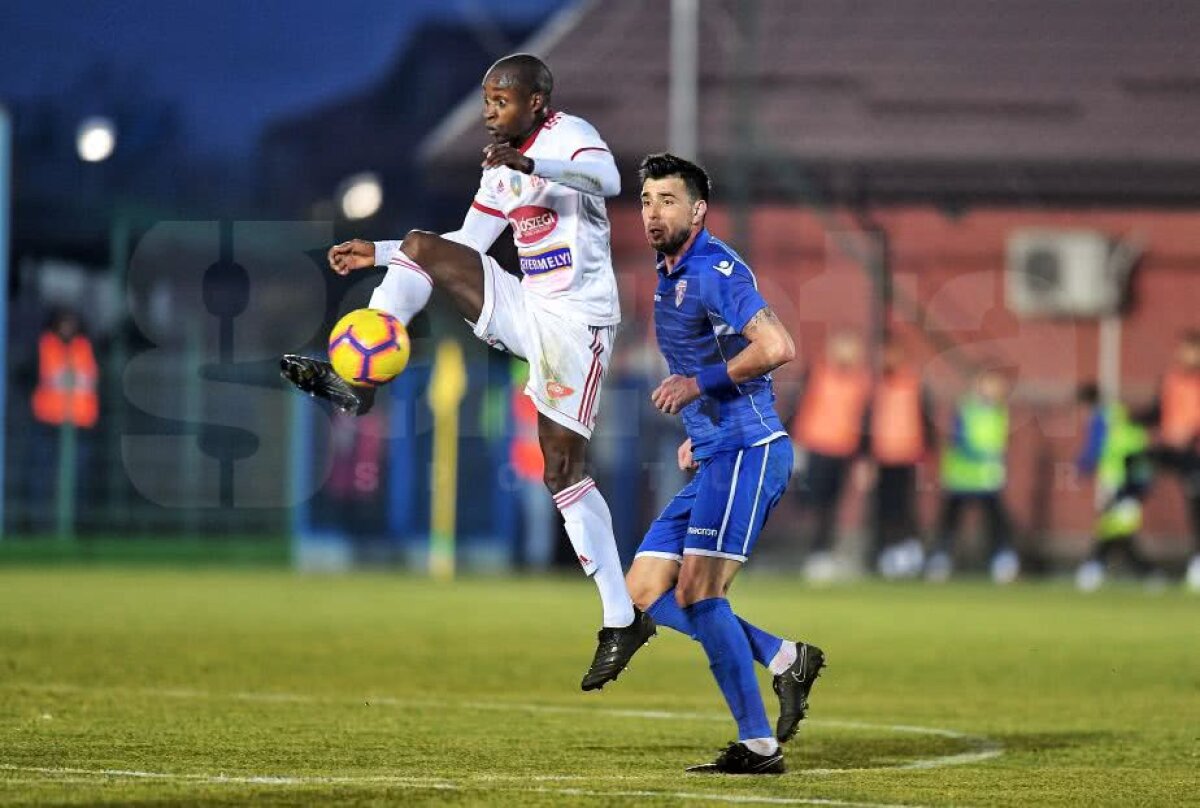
[471,200,505,219]
[570,146,610,161]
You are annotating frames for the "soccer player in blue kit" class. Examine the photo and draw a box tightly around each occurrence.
[625,154,825,774]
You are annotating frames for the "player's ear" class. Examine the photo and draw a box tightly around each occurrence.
[692,199,707,225]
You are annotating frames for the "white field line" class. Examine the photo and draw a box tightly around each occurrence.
[0,765,929,808]
[4,682,1003,774]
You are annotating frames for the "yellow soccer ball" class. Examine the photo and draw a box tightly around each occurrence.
[327,308,411,387]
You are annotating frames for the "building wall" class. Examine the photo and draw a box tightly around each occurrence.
[608,204,1199,562]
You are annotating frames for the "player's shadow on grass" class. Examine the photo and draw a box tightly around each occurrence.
[991,730,1114,753]
[788,735,975,767]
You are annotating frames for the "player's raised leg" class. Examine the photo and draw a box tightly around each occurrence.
[537,415,655,690]
[281,231,486,415]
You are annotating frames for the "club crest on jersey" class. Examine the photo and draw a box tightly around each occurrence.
[511,205,558,245]
[510,174,522,197]
[675,279,688,307]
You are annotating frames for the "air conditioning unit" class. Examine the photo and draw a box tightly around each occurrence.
[1006,229,1123,317]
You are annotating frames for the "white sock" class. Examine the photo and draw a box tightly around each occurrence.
[368,249,432,325]
[768,640,797,676]
[554,477,635,628]
[742,737,780,756]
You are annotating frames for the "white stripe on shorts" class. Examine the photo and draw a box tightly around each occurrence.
[715,450,744,553]
[743,441,771,556]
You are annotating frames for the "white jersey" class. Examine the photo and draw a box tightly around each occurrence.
[470,112,621,326]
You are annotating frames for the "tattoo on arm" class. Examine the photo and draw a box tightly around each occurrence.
[742,307,781,337]
[734,305,794,378]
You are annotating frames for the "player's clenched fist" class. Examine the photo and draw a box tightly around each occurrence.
[651,374,701,415]
[327,239,376,276]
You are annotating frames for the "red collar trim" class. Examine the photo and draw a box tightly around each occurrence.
[517,110,555,154]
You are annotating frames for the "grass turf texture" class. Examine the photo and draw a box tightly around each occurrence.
[0,569,1196,806]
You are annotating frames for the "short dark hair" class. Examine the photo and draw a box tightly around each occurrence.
[638,153,711,203]
[485,53,554,102]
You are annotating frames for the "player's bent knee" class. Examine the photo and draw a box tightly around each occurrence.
[399,229,439,264]
[626,556,679,611]
[542,466,577,496]
[627,581,664,612]
[674,563,726,608]
[674,577,716,608]
[625,573,668,612]
[540,440,586,496]
[673,581,700,609]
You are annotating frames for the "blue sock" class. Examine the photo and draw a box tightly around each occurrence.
[685,597,772,741]
[646,589,698,639]
[737,616,785,668]
[647,589,785,668]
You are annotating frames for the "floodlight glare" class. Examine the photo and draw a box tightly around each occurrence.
[338,173,383,220]
[77,117,116,163]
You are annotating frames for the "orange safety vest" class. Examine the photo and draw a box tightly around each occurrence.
[510,390,543,481]
[32,332,99,428]
[793,362,871,458]
[871,369,926,465]
[1160,369,1200,449]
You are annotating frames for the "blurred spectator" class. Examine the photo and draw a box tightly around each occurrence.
[29,309,99,533]
[508,361,554,569]
[788,330,870,580]
[1137,330,1200,589]
[927,368,1019,584]
[868,340,935,579]
[1073,383,1157,591]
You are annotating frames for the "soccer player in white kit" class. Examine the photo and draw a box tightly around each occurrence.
[281,54,655,690]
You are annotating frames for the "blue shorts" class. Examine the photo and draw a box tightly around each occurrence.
[636,438,794,563]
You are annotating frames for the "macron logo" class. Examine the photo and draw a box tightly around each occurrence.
[687,527,719,537]
[713,259,734,277]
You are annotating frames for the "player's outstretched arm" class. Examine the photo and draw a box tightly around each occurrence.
[482,143,620,197]
[327,240,377,275]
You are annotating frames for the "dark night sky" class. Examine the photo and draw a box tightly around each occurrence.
[0,0,566,156]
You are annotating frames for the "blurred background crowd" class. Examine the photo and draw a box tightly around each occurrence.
[1,0,1197,588]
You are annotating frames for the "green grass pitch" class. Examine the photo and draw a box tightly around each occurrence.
[0,567,1196,806]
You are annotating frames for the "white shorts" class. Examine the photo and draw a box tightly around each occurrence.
[471,256,614,439]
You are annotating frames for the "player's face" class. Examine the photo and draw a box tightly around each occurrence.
[482,74,540,144]
[641,177,704,255]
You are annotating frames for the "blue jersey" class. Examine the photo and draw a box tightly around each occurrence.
[653,228,788,460]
